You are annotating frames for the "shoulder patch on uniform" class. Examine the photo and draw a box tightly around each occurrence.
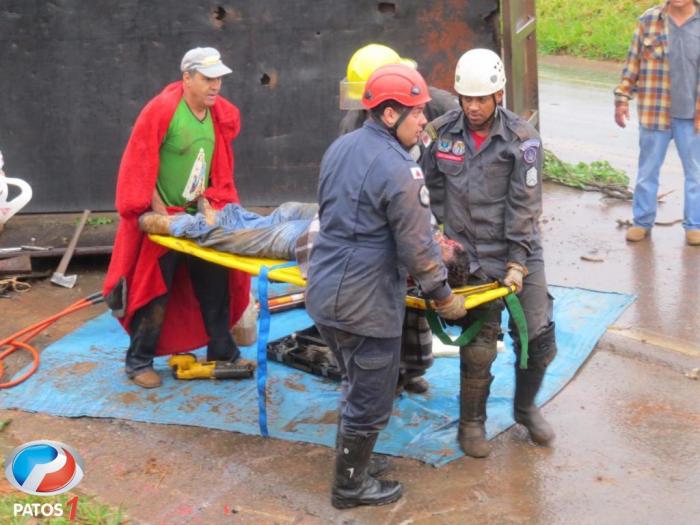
[424,124,438,141]
[410,166,424,180]
[526,166,538,187]
[519,138,540,164]
[427,109,460,134]
[418,184,430,207]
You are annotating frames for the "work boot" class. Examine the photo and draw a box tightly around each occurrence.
[457,376,493,458]
[331,433,403,509]
[138,212,172,235]
[686,230,700,246]
[335,421,391,477]
[130,368,162,389]
[625,226,649,242]
[404,376,429,394]
[514,367,555,446]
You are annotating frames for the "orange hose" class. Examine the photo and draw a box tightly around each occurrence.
[0,294,102,389]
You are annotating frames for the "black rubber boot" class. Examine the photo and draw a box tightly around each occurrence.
[514,367,555,445]
[335,421,391,477]
[457,376,493,458]
[331,433,403,509]
[513,322,557,446]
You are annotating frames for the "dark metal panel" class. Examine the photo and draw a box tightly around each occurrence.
[0,0,499,211]
[501,0,539,126]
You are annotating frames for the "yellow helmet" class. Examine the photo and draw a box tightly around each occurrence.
[339,44,416,110]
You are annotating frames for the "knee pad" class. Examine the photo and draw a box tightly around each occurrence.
[527,322,557,370]
[460,322,499,371]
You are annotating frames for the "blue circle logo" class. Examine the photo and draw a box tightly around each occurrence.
[5,440,84,496]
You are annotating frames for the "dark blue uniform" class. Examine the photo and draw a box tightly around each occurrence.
[420,106,557,455]
[307,120,450,435]
[337,86,460,390]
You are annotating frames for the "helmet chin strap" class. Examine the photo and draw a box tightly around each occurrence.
[375,107,411,149]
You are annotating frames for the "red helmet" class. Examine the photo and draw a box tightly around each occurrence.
[361,64,431,110]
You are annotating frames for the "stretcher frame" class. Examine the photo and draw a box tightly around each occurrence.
[148,234,516,309]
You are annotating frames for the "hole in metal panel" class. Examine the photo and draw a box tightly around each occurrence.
[377,2,396,14]
[214,6,226,20]
[260,73,271,85]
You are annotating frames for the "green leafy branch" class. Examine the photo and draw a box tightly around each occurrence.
[543,149,633,200]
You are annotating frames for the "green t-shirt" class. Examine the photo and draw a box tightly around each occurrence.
[156,98,215,210]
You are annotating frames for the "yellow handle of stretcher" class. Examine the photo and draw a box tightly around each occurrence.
[148,234,513,311]
[405,284,516,311]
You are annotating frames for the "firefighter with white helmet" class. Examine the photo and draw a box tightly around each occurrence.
[420,48,557,458]
[307,64,466,508]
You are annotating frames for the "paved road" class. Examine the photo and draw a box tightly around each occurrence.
[538,62,700,351]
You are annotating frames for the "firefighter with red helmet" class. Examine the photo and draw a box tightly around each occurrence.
[306,64,467,509]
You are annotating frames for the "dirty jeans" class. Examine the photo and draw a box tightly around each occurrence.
[316,324,401,437]
[633,119,700,230]
[169,202,318,259]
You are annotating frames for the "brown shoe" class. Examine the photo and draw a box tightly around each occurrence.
[131,369,162,388]
[404,376,429,394]
[625,226,649,242]
[138,213,172,235]
[686,230,700,246]
[233,357,257,371]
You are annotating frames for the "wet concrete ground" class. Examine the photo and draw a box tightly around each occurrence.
[0,58,699,524]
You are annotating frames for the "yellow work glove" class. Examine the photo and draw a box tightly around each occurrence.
[433,293,467,320]
[503,263,527,294]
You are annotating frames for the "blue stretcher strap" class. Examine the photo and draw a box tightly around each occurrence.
[256,261,298,437]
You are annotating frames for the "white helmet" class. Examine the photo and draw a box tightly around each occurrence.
[454,48,506,97]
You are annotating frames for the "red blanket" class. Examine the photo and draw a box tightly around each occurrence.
[103,81,250,355]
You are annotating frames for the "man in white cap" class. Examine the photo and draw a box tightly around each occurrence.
[103,47,253,389]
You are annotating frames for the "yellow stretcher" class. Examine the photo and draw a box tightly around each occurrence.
[149,234,527,437]
[149,234,515,310]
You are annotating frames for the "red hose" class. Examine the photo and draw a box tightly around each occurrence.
[0,293,103,389]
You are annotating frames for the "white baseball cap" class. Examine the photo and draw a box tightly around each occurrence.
[180,47,232,78]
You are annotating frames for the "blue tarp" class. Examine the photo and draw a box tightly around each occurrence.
[0,285,633,466]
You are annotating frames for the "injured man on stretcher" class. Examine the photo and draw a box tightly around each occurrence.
[138,199,469,285]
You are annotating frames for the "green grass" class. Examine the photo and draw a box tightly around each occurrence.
[0,493,126,525]
[537,0,658,61]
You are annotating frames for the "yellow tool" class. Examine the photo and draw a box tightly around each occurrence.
[168,353,254,380]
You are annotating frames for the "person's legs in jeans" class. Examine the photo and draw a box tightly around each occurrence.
[670,118,700,231]
[125,251,183,377]
[199,220,312,259]
[633,125,673,229]
[187,254,241,362]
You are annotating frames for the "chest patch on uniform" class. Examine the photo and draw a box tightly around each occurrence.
[520,138,540,165]
[418,184,430,207]
[526,166,538,187]
[435,151,464,162]
[410,166,424,180]
[437,138,452,152]
[451,140,466,156]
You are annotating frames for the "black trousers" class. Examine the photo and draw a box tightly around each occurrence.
[316,324,401,437]
[125,251,238,376]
